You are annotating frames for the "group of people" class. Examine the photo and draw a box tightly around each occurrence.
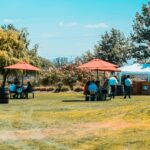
[109,75,132,99]
[9,81,33,99]
[84,74,132,100]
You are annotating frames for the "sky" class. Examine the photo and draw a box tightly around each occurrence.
[0,0,149,60]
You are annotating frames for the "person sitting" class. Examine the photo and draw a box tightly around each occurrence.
[87,81,98,101]
[101,77,109,100]
[84,81,91,101]
[9,82,18,98]
[83,81,91,95]
[23,82,33,98]
[95,80,101,100]
[16,81,23,99]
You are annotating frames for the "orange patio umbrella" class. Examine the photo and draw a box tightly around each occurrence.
[4,61,41,85]
[4,61,40,71]
[78,59,121,80]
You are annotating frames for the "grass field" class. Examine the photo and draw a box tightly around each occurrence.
[0,92,149,150]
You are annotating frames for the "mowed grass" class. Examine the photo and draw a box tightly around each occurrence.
[0,92,149,150]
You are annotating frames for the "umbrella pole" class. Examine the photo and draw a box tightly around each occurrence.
[22,75,23,86]
[104,71,106,78]
[97,69,98,80]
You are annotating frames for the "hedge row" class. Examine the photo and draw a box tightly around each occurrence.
[33,86,83,92]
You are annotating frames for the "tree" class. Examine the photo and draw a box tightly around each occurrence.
[38,56,53,70]
[94,28,132,66]
[81,50,94,63]
[53,57,70,67]
[0,26,28,87]
[132,2,150,63]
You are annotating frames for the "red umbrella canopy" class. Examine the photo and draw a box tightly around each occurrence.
[4,61,40,71]
[78,59,120,71]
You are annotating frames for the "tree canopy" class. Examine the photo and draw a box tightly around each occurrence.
[132,2,150,63]
[94,28,132,66]
[0,25,52,87]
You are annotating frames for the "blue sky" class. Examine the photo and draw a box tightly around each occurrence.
[0,0,149,60]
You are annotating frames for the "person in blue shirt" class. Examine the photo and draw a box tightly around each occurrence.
[87,80,98,101]
[124,75,132,99]
[108,75,118,99]
[88,81,98,93]
[9,82,18,98]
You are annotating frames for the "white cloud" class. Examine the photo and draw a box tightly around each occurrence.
[3,19,14,24]
[3,18,24,24]
[59,21,78,27]
[85,23,108,29]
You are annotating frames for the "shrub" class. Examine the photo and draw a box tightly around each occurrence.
[39,87,47,91]
[47,87,55,91]
[57,82,63,88]
[33,87,41,91]
[61,86,70,92]
[74,86,83,92]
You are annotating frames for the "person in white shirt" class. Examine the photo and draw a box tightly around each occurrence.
[124,75,132,99]
[108,75,118,99]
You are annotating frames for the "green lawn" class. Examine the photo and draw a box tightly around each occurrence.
[0,93,149,150]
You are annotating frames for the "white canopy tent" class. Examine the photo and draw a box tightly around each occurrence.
[117,63,150,84]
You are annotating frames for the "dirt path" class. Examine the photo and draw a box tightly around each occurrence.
[0,120,148,141]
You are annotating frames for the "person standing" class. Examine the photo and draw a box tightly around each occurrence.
[121,75,127,98]
[124,75,132,99]
[108,75,118,99]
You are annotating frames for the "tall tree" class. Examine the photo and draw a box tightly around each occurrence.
[132,2,150,63]
[0,26,28,87]
[94,28,132,66]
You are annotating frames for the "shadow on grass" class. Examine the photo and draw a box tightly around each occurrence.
[62,100,86,102]
[62,100,110,102]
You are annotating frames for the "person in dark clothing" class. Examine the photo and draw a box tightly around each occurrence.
[23,82,33,98]
[121,75,127,97]
[83,81,91,95]
[124,75,132,99]
[95,80,101,100]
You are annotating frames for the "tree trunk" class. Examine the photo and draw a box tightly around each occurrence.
[2,72,9,88]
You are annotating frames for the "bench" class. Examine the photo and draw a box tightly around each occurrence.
[9,91,34,99]
[85,92,111,101]
[24,91,34,99]
[9,91,17,99]
[85,91,98,101]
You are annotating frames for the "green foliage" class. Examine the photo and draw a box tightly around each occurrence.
[132,2,150,63]
[94,28,132,66]
[74,86,83,92]
[0,26,29,86]
[81,50,94,63]
[61,86,70,92]
[0,24,53,87]
[38,56,53,70]
[63,74,77,90]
